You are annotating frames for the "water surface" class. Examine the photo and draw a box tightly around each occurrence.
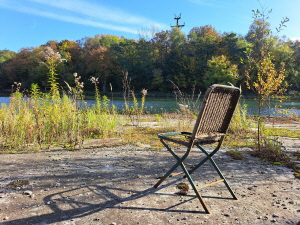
[1,96,299,116]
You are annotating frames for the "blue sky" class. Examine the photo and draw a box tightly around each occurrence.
[1,0,299,52]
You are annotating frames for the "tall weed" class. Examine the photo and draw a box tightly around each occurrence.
[229,102,249,133]
[122,71,148,126]
[0,73,118,151]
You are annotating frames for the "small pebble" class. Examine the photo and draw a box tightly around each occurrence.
[263,216,268,220]
[23,190,34,198]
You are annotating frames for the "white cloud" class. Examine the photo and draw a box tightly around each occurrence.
[0,0,166,35]
[29,0,165,28]
[290,37,300,42]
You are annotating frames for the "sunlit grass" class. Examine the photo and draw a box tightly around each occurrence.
[0,80,299,163]
[263,127,300,138]
[0,91,118,151]
[225,149,244,160]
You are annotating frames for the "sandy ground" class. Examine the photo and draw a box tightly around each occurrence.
[0,135,299,225]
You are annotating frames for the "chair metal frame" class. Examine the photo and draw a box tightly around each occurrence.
[154,84,241,214]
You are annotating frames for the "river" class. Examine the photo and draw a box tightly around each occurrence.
[0,96,299,116]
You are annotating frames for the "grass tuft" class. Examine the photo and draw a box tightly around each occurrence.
[225,149,244,160]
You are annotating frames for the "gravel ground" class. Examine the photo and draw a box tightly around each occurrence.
[0,137,299,225]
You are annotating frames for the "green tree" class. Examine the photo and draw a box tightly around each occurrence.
[290,40,300,89]
[164,28,188,89]
[151,68,164,91]
[188,25,221,88]
[204,55,239,87]
[218,32,249,65]
[0,50,16,63]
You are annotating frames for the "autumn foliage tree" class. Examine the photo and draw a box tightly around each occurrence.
[86,47,114,93]
[244,3,288,150]
[1,8,300,95]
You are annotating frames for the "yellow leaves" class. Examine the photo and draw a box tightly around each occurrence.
[252,55,286,96]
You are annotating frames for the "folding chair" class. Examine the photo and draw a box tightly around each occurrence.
[154,84,241,214]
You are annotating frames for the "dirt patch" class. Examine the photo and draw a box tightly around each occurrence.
[0,142,299,225]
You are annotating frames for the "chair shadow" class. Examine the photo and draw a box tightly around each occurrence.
[4,177,226,225]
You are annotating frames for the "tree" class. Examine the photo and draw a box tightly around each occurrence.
[204,55,239,87]
[0,48,41,89]
[218,32,249,65]
[188,25,220,41]
[163,28,189,89]
[244,3,288,150]
[86,47,114,93]
[151,68,164,91]
[0,50,16,63]
[152,30,171,65]
[188,25,221,89]
[290,40,300,89]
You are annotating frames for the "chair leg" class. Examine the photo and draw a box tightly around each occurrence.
[154,161,180,188]
[208,157,237,200]
[180,163,210,214]
[188,142,222,176]
[188,143,237,200]
[154,139,210,213]
[154,139,186,188]
[184,147,219,178]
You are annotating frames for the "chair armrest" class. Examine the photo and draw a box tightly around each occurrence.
[158,132,181,138]
[158,132,192,147]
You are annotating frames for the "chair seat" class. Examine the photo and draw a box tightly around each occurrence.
[195,132,225,144]
[158,131,224,145]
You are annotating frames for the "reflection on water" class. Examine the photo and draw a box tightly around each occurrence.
[1,96,299,116]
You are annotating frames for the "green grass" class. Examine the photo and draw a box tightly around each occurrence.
[263,127,300,138]
[0,93,255,152]
[295,151,300,161]
[225,149,244,160]
[0,91,118,151]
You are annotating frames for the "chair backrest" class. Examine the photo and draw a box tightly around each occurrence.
[192,84,241,139]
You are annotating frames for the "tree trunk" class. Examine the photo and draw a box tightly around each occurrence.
[102,79,106,93]
[257,96,261,151]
